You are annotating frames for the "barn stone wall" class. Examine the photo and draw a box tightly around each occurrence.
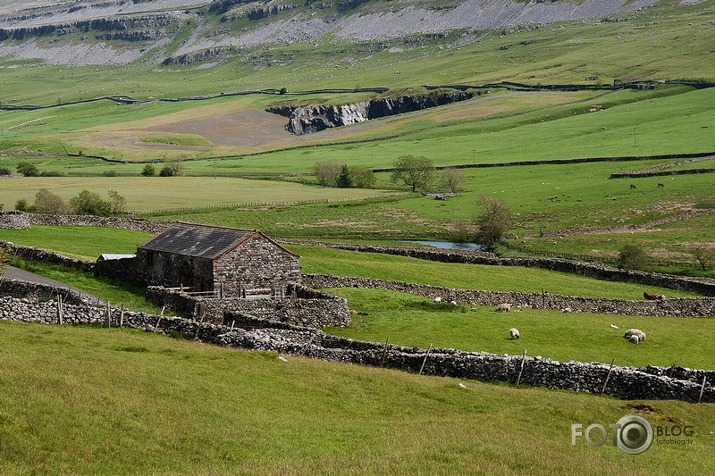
[214,235,302,296]
[1,282,712,404]
[136,249,214,291]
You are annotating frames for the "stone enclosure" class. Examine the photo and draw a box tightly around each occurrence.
[1,212,714,403]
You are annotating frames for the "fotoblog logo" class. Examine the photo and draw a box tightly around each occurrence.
[571,415,654,455]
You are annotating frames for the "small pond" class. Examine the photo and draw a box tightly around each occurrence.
[403,240,483,251]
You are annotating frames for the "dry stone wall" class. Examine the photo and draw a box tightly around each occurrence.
[304,275,715,317]
[286,241,715,296]
[0,211,171,233]
[1,281,712,404]
[146,284,350,328]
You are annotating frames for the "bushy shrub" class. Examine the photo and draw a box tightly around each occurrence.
[70,190,111,216]
[159,165,175,176]
[15,199,32,212]
[16,161,40,177]
[141,164,156,176]
[617,244,650,271]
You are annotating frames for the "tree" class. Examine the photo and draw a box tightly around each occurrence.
[314,160,344,187]
[141,164,156,176]
[34,188,69,215]
[108,190,127,215]
[16,161,40,177]
[692,245,714,271]
[348,166,376,188]
[473,194,512,250]
[391,155,434,192]
[617,244,650,271]
[440,167,466,194]
[337,164,352,188]
[70,190,111,216]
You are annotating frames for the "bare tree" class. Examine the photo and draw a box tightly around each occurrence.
[108,190,127,215]
[440,167,466,194]
[692,245,715,271]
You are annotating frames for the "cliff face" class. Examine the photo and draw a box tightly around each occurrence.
[0,0,663,67]
[268,91,475,135]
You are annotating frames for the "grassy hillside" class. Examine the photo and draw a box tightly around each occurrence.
[0,320,713,475]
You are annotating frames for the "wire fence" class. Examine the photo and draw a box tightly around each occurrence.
[131,193,405,216]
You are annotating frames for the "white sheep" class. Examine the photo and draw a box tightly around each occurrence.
[450,300,458,306]
[628,335,641,344]
[624,328,646,343]
[509,328,520,340]
[495,303,511,312]
[434,297,442,303]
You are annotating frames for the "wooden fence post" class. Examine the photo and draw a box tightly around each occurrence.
[601,358,616,395]
[419,344,433,375]
[699,376,707,403]
[516,350,528,385]
[380,337,390,368]
[119,304,125,328]
[57,295,63,325]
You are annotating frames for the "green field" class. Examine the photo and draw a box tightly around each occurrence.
[325,288,715,369]
[1,1,715,473]
[0,320,713,475]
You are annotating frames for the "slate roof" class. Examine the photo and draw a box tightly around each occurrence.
[138,223,257,260]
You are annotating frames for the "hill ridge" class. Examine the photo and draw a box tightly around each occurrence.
[0,0,663,67]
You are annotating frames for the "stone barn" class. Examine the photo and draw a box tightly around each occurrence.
[136,223,301,297]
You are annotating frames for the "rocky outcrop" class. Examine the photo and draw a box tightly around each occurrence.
[163,47,236,66]
[247,4,299,21]
[0,14,177,41]
[268,91,476,135]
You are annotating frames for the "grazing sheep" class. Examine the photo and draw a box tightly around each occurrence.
[629,335,641,344]
[434,297,442,303]
[495,303,511,312]
[509,328,520,340]
[450,300,458,305]
[624,328,646,342]
[562,307,572,313]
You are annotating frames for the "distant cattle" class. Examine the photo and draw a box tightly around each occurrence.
[657,182,665,188]
[630,184,637,189]
[643,292,665,301]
